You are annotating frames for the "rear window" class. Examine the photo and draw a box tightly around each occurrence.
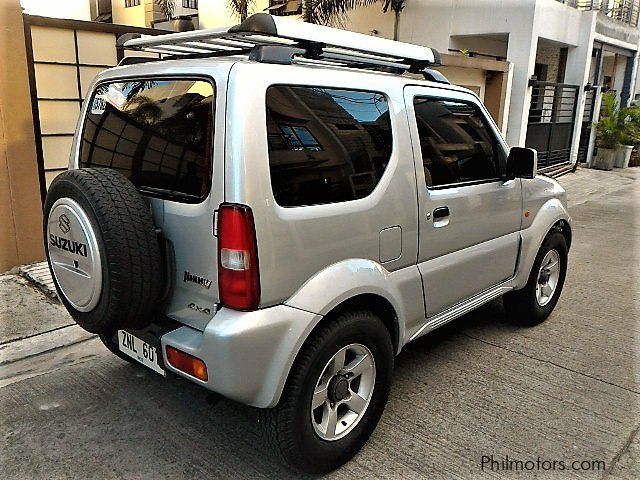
[266,86,392,207]
[80,78,214,202]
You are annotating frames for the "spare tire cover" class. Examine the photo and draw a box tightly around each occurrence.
[44,168,163,334]
[47,197,103,312]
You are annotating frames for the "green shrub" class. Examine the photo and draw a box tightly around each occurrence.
[595,92,640,149]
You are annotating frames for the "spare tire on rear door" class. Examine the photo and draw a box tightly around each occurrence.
[44,168,163,334]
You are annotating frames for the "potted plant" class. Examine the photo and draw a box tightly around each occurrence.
[616,107,640,168]
[154,0,194,31]
[630,142,640,167]
[616,138,635,169]
[593,93,622,170]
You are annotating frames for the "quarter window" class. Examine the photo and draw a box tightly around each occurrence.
[412,98,505,187]
[266,86,393,207]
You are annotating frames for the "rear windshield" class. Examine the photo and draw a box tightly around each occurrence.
[80,78,214,202]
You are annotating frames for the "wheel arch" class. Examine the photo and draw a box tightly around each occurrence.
[273,291,400,408]
[273,259,424,406]
[551,218,572,249]
[319,293,399,354]
[513,198,571,290]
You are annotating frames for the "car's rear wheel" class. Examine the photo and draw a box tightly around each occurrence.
[261,310,393,474]
[504,231,568,326]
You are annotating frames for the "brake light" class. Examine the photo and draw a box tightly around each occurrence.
[166,346,208,381]
[217,203,260,310]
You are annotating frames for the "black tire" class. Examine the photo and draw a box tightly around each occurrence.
[504,231,568,326]
[44,168,162,334]
[261,310,394,474]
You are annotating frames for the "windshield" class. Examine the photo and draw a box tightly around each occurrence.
[79,78,215,202]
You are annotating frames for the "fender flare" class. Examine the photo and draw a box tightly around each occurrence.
[513,198,571,289]
[284,258,425,345]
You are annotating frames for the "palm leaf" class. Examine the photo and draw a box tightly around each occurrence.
[227,0,255,21]
[154,0,176,20]
[382,0,406,13]
[304,0,383,25]
[594,93,640,149]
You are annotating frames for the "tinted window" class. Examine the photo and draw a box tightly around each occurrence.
[80,79,214,202]
[266,86,392,207]
[413,98,504,187]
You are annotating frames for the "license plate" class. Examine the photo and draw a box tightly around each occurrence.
[118,330,166,377]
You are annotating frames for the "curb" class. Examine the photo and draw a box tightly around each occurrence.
[17,261,59,301]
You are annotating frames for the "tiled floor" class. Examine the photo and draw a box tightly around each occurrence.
[558,165,640,208]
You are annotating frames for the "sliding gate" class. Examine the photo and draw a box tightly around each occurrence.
[525,81,579,168]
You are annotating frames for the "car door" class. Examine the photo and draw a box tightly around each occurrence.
[404,86,522,317]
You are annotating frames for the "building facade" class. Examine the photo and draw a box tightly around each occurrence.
[346,0,640,170]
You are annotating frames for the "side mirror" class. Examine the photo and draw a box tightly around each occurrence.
[506,147,537,179]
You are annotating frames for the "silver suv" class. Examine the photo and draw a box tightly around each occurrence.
[44,14,571,473]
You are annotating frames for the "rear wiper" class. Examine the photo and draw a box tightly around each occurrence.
[140,187,201,202]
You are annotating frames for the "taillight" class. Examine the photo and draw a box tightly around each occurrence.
[217,203,260,310]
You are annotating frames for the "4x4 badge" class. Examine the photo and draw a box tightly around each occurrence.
[188,302,212,315]
[59,214,71,234]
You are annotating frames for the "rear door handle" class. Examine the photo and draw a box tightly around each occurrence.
[433,206,450,219]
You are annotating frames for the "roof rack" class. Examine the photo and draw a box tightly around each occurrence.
[117,13,441,75]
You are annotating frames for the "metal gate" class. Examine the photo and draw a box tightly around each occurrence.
[525,81,579,168]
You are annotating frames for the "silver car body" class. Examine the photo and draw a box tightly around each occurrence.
[71,57,571,408]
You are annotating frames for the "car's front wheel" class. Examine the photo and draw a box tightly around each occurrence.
[504,231,568,326]
[261,310,394,474]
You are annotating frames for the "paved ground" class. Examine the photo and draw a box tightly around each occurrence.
[1,167,639,479]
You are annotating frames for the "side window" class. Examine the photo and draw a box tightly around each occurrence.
[412,97,505,187]
[266,86,392,207]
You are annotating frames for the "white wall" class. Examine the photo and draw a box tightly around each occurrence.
[353,0,536,145]
[112,1,146,26]
[437,66,487,100]
[113,0,200,28]
[534,0,584,47]
[199,0,269,29]
[452,0,537,146]
[344,4,395,40]
[21,0,91,20]
[634,55,640,101]
[613,54,628,102]
[392,0,455,52]
[387,0,600,147]
[449,35,508,58]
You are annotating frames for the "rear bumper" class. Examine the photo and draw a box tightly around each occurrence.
[160,304,321,408]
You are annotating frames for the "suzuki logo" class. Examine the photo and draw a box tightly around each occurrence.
[58,214,71,234]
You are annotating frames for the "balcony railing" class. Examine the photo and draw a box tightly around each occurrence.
[556,0,640,26]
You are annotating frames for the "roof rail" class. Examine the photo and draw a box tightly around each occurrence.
[118,13,441,74]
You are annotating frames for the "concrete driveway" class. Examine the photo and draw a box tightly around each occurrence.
[1,167,638,479]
